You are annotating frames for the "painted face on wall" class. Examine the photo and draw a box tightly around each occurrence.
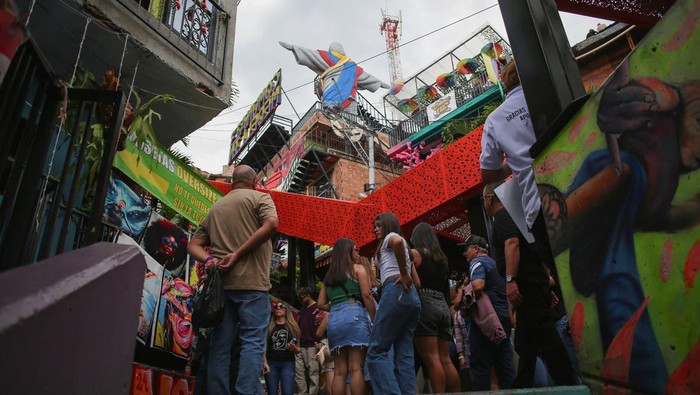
[163,278,192,355]
[159,236,177,256]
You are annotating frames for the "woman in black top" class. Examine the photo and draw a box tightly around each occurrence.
[263,302,301,395]
[410,222,460,393]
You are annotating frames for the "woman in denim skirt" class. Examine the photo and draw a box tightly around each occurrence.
[317,238,376,395]
[366,212,422,395]
[410,222,460,393]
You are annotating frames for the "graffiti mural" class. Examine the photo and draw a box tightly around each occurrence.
[141,213,189,276]
[103,176,152,239]
[152,269,194,358]
[131,364,195,395]
[532,0,700,392]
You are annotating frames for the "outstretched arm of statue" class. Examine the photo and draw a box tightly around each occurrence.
[279,41,327,74]
[357,71,390,92]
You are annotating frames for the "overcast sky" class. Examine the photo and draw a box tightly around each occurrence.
[174,1,609,174]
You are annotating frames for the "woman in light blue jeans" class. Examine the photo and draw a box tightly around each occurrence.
[366,213,422,395]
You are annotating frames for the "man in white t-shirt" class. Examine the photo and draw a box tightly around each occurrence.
[479,61,557,278]
[480,60,540,230]
[479,60,560,290]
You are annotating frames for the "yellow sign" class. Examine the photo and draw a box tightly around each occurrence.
[114,134,223,225]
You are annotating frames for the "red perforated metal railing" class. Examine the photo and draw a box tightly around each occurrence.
[207,127,484,252]
[556,0,676,27]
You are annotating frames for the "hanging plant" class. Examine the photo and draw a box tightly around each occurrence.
[441,100,502,147]
[121,88,175,155]
[76,68,173,188]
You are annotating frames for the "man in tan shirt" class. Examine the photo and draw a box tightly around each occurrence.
[188,165,278,395]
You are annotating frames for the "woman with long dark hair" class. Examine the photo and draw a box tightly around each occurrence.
[263,302,301,395]
[317,238,376,395]
[366,212,422,395]
[410,222,460,393]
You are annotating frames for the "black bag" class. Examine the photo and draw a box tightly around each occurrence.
[192,268,225,328]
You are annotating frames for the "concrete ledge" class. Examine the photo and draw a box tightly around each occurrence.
[439,386,591,395]
[0,243,145,395]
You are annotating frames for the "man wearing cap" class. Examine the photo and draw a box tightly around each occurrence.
[295,287,321,395]
[459,235,515,390]
[482,182,575,388]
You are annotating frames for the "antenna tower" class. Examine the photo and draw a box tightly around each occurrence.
[379,8,403,86]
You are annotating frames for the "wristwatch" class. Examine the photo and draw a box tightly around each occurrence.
[505,274,516,283]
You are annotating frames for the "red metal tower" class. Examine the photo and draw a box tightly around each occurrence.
[379,8,403,90]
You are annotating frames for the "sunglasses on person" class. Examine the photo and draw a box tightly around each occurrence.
[161,237,178,248]
[274,304,286,310]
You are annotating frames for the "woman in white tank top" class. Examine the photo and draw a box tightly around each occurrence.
[365,212,422,395]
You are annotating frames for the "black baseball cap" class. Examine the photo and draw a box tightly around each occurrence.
[457,235,488,249]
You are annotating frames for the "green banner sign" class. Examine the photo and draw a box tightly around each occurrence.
[113,134,223,225]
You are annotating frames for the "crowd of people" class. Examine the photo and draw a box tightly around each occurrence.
[187,59,583,395]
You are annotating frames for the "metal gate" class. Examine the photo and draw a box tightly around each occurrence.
[0,41,125,270]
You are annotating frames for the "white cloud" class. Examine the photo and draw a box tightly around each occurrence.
[182,1,610,173]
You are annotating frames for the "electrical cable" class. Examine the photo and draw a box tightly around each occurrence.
[217,3,500,116]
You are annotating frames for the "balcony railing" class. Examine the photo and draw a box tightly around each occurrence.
[387,71,496,146]
[162,0,220,60]
[120,0,228,83]
[303,130,393,167]
[308,183,335,199]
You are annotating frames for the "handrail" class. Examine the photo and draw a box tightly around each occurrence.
[293,102,323,135]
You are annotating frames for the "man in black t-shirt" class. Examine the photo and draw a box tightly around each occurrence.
[482,182,575,388]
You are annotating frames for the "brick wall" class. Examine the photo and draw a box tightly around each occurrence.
[332,159,398,202]
[577,37,634,92]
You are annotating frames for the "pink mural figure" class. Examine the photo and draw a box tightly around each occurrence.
[280,41,389,109]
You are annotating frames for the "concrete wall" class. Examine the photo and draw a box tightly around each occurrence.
[0,243,145,394]
[90,0,236,103]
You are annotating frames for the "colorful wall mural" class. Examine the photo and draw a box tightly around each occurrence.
[103,176,152,239]
[117,213,198,360]
[532,0,700,392]
[131,364,195,395]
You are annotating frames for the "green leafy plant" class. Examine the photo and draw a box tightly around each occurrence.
[123,89,175,155]
[441,100,501,147]
[63,68,175,189]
